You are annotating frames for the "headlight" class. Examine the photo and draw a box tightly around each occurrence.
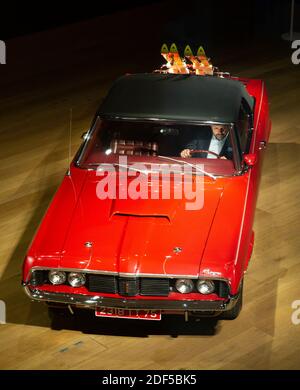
[175,279,194,294]
[197,280,215,294]
[48,270,66,285]
[68,272,86,287]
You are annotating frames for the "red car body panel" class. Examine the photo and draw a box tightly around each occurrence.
[22,75,271,314]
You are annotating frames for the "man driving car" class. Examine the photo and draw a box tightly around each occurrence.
[180,125,232,159]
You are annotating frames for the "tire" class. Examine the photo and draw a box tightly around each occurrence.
[220,280,243,320]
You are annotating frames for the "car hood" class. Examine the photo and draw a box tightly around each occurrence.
[57,173,224,276]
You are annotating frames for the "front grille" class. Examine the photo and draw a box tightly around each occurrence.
[140,278,170,296]
[118,278,139,296]
[29,271,230,299]
[217,281,230,298]
[86,275,170,297]
[29,270,48,286]
[88,274,117,294]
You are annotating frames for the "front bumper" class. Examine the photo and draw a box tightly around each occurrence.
[24,286,239,312]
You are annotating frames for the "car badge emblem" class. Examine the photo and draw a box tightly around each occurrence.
[84,242,93,248]
[173,247,182,253]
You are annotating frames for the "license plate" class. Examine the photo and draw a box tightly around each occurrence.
[95,307,161,321]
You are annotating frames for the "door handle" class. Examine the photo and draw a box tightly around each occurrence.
[259,140,267,150]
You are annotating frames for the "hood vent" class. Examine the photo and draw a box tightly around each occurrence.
[112,212,170,222]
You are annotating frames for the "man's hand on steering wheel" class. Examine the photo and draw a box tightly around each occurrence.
[180,149,192,158]
[180,149,227,159]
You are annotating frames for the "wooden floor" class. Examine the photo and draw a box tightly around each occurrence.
[0,6,299,370]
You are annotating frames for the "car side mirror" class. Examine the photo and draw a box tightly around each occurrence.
[81,131,89,140]
[243,153,257,167]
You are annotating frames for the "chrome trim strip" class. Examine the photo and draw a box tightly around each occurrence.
[25,267,118,283]
[75,117,100,166]
[99,116,235,127]
[24,286,237,312]
[25,266,230,284]
[234,84,264,265]
[251,82,264,154]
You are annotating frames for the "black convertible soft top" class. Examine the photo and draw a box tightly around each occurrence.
[98,73,254,123]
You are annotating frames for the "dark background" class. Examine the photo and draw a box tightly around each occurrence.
[1,0,300,40]
[0,0,298,103]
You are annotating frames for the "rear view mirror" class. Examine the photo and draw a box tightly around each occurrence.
[156,127,179,136]
[243,153,257,167]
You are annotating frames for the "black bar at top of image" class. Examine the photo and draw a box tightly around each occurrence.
[0,370,299,386]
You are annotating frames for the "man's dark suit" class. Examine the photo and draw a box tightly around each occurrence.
[185,129,233,159]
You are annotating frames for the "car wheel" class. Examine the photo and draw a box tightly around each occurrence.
[220,280,243,320]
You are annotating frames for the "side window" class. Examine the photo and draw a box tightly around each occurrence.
[237,102,252,155]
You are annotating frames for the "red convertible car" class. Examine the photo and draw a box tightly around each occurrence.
[22,66,271,322]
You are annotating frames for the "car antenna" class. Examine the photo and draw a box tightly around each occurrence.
[66,108,73,176]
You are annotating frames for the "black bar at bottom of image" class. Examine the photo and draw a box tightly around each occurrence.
[0,370,299,386]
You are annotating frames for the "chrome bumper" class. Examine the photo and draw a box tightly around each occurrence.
[24,286,238,312]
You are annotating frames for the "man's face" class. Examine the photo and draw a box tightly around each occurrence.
[211,125,229,140]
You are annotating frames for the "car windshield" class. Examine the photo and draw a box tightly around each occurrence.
[77,118,236,176]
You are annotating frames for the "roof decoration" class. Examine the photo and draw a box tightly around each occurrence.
[158,43,215,76]
[161,43,189,74]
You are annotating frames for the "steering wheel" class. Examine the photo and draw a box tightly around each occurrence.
[190,149,221,158]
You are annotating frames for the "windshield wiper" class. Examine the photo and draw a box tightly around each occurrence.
[87,162,183,176]
[88,162,156,175]
[156,155,217,180]
[87,160,216,180]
